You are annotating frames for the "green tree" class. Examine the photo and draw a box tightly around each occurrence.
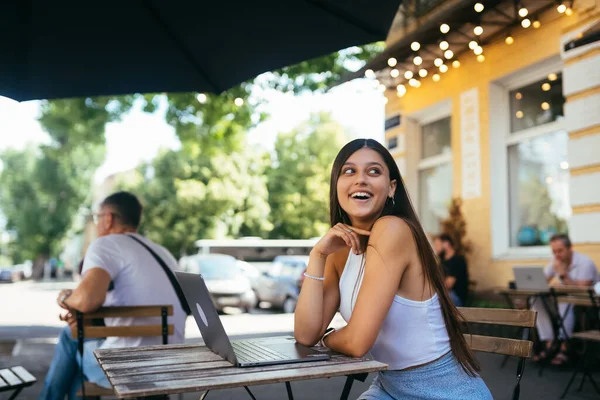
[0,97,134,267]
[267,113,347,239]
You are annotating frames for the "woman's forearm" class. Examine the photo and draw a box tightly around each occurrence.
[294,251,328,345]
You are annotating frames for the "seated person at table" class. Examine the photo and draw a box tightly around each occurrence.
[531,233,598,366]
[39,192,187,400]
[437,234,469,307]
[294,139,492,399]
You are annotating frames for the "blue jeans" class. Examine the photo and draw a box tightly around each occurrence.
[359,352,492,399]
[449,290,463,307]
[39,325,111,400]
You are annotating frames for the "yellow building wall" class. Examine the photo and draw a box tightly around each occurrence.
[385,6,600,290]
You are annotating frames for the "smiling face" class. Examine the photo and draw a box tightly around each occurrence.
[336,148,397,227]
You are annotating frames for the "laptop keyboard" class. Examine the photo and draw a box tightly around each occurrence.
[232,341,289,363]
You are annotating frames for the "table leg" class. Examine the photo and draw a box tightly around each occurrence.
[340,373,369,400]
[7,388,23,400]
[285,381,294,400]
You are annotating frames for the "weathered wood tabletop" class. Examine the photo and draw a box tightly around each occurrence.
[95,340,387,398]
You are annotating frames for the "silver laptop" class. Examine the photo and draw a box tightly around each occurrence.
[175,271,330,367]
[513,266,549,291]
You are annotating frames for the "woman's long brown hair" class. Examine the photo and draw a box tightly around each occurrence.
[329,139,479,376]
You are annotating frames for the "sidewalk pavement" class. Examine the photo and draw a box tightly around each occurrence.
[1,326,599,400]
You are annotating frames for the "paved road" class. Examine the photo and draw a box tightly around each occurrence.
[0,280,347,341]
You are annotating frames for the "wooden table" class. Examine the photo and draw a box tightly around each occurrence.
[95,340,387,399]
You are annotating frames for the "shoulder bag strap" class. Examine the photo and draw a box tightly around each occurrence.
[126,234,191,315]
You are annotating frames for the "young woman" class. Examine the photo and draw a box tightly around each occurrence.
[294,139,492,399]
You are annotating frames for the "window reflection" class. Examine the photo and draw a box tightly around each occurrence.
[507,131,570,246]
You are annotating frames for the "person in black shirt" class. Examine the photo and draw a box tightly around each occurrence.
[438,234,469,307]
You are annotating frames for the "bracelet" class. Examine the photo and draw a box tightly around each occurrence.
[303,272,325,281]
[319,327,336,348]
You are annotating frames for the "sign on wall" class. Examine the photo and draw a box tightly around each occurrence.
[460,88,482,199]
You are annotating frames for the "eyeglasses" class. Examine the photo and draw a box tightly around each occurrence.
[92,212,120,225]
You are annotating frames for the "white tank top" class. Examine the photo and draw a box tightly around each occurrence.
[339,251,451,370]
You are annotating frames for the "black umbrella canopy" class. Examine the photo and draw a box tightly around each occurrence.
[1,0,401,102]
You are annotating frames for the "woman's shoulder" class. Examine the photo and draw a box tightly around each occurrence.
[371,216,412,237]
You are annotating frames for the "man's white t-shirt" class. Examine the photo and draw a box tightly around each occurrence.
[544,251,598,283]
[82,233,186,348]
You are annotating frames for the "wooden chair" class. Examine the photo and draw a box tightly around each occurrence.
[458,307,537,400]
[0,366,36,400]
[72,305,174,398]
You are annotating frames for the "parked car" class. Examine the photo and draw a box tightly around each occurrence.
[254,255,309,313]
[0,267,21,283]
[180,254,256,313]
[236,260,260,288]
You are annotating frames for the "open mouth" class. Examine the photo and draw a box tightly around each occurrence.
[350,191,373,200]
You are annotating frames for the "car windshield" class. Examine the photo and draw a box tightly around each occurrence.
[192,257,240,280]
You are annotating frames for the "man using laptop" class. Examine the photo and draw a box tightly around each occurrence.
[531,234,597,366]
[39,192,187,399]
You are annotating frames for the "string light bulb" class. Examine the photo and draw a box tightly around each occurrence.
[557,3,567,13]
[521,18,531,28]
[474,26,483,36]
[387,58,397,67]
[390,69,400,78]
[434,58,444,67]
[565,7,573,16]
[365,69,375,79]
[474,3,484,12]
[419,69,428,78]
[440,24,450,34]
[518,7,528,17]
[505,34,514,45]
[404,71,414,79]
[469,41,479,50]
[432,74,441,82]
[474,46,483,55]
[444,50,454,59]
[439,64,449,73]
[409,78,419,87]
[477,54,485,62]
[411,42,421,51]
[452,60,461,68]
[439,41,449,51]
[548,73,558,81]
[234,97,244,106]
[196,93,207,103]
[397,84,406,96]
[533,19,541,28]
[413,56,423,66]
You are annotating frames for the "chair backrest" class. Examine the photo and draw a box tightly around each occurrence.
[457,307,537,358]
[71,305,174,341]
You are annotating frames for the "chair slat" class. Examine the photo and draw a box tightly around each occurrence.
[0,369,22,386]
[464,334,533,358]
[81,305,173,319]
[557,296,594,307]
[72,324,174,339]
[571,330,600,342]
[10,367,36,384]
[458,307,537,327]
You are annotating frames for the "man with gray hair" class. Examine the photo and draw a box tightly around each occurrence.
[531,233,598,366]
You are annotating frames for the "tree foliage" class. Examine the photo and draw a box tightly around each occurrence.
[0,44,380,263]
[0,97,134,264]
[267,113,347,239]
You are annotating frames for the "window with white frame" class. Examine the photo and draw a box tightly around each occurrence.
[418,116,453,234]
[506,73,570,248]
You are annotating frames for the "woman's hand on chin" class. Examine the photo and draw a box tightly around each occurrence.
[312,223,371,257]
